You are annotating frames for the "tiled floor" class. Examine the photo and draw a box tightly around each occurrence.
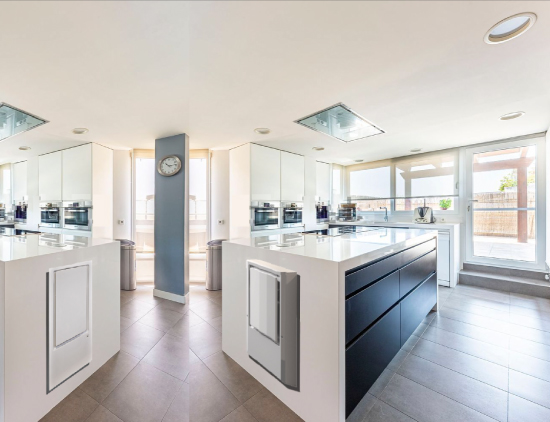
[42,281,550,422]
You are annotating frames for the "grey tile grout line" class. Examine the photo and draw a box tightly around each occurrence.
[159,381,185,422]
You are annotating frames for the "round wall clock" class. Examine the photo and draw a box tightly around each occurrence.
[157,155,182,176]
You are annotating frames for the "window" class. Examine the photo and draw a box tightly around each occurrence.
[348,164,392,211]
[189,150,209,253]
[394,151,458,211]
[134,151,155,253]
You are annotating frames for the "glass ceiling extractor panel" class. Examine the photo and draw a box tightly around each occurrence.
[294,103,384,143]
[0,103,47,142]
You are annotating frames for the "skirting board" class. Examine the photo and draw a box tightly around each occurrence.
[153,289,188,304]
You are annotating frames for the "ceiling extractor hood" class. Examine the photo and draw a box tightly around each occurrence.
[0,103,48,142]
[294,103,384,143]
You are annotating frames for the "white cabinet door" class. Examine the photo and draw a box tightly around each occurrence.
[39,151,62,201]
[437,231,451,283]
[281,151,305,201]
[12,161,28,202]
[250,144,280,201]
[62,144,92,201]
[316,161,331,202]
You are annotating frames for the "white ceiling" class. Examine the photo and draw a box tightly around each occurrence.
[1,1,549,165]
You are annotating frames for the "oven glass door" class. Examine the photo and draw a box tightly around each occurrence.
[64,208,90,228]
[41,209,60,224]
[284,209,302,224]
[254,208,279,228]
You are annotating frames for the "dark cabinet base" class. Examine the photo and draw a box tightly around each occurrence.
[401,272,437,346]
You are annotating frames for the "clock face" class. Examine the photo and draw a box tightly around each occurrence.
[158,155,181,176]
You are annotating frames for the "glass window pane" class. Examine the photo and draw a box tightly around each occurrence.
[395,153,456,198]
[349,166,390,198]
[189,158,207,253]
[135,157,155,253]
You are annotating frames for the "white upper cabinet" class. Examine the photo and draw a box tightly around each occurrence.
[12,161,28,203]
[281,151,305,202]
[62,144,92,201]
[39,151,62,201]
[250,144,281,201]
[316,161,331,202]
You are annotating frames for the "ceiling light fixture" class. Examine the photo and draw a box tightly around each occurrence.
[19,146,31,151]
[354,159,364,163]
[484,13,537,44]
[72,128,89,135]
[312,147,325,151]
[500,111,525,121]
[410,148,422,153]
[0,103,47,142]
[254,128,270,135]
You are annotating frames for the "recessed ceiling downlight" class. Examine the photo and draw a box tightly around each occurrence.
[410,148,422,153]
[254,128,270,135]
[500,111,525,120]
[484,13,537,44]
[354,159,364,163]
[19,146,31,151]
[72,128,89,135]
[312,147,325,151]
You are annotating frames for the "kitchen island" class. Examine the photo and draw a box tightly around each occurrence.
[223,227,438,422]
[0,233,120,422]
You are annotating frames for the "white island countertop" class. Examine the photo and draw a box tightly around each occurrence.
[0,233,117,262]
[226,227,437,265]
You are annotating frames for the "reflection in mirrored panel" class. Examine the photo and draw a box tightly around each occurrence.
[295,103,383,143]
[0,103,47,142]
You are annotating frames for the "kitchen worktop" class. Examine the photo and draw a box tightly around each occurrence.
[329,220,460,230]
[226,227,437,264]
[0,233,116,262]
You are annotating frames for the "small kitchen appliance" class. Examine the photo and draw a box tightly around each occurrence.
[338,203,357,221]
[316,202,329,223]
[413,200,435,224]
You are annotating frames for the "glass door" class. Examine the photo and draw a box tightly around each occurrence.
[465,137,546,270]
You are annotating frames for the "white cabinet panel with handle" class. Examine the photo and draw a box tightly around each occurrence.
[62,144,92,201]
[12,161,28,203]
[316,161,331,202]
[39,151,62,201]
[250,144,281,201]
[281,151,305,201]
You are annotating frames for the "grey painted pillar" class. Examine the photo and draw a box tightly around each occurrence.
[154,134,189,303]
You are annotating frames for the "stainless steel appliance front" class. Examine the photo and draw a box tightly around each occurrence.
[62,201,92,231]
[39,201,63,228]
[282,202,304,228]
[250,201,281,231]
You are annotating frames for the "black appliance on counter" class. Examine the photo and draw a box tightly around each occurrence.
[0,227,40,237]
[282,202,304,228]
[39,202,63,228]
[14,203,27,223]
[316,203,329,223]
[302,225,379,237]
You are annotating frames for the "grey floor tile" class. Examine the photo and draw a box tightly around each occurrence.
[120,322,165,359]
[510,293,550,313]
[365,400,415,422]
[162,383,189,422]
[411,322,429,337]
[139,307,184,333]
[380,374,494,422]
[509,351,550,383]
[510,303,550,322]
[508,322,550,346]
[510,336,550,362]
[422,326,509,366]
[397,354,507,421]
[203,352,263,403]
[79,351,140,403]
[509,369,550,409]
[411,338,508,390]
[454,285,510,304]
[188,311,206,327]
[443,298,510,321]
[387,349,409,372]
[347,393,377,422]
[207,316,222,333]
[86,405,123,422]
[448,292,510,313]
[401,334,420,352]
[39,388,98,422]
[189,299,222,322]
[103,362,182,422]
[189,362,240,422]
[120,316,134,333]
[438,307,509,334]
[157,299,189,315]
[431,315,509,348]
[508,393,550,422]
[368,368,396,398]
[243,388,304,422]
[168,315,190,339]
[220,405,258,422]
[121,300,156,322]
[143,333,189,381]
[189,321,222,360]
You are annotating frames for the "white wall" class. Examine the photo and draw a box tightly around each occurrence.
[210,150,230,240]
[113,150,132,240]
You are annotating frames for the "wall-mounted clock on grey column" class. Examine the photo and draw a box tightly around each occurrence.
[157,155,182,176]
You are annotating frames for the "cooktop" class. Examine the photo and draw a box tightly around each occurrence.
[302,225,379,237]
[0,228,41,237]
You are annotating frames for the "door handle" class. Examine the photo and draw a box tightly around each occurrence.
[467,200,478,212]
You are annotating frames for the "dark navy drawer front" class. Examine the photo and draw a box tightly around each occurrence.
[345,305,401,417]
[400,272,437,346]
[399,249,436,298]
[400,238,436,266]
[345,253,400,296]
[345,271,400,344]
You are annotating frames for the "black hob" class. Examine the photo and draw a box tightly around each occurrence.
[0,227,41,237]
[302,225,378,237]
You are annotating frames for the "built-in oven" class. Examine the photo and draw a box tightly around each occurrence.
[316,202,329,223]
[282,202,304,228]
[39,201,63,228]
[63,201,92,231]
[250,201,281,231]
[14,202,27,224]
